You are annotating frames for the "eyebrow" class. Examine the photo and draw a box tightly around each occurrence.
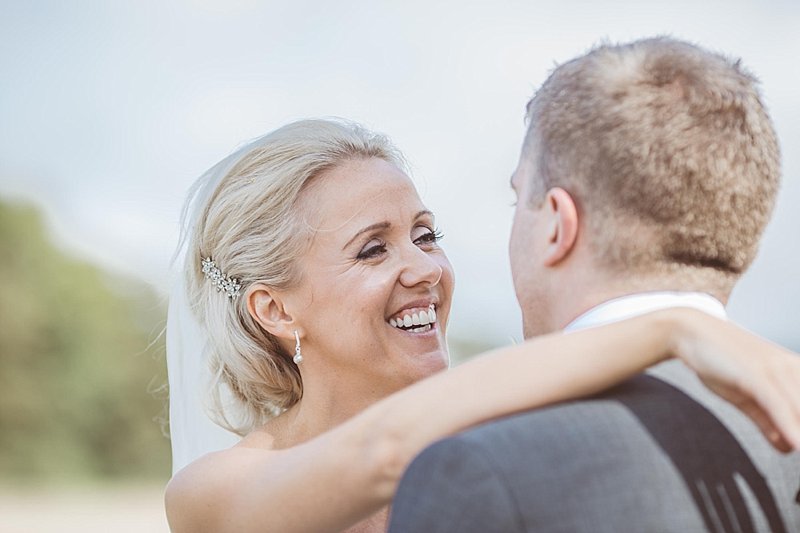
[342,210,433,250]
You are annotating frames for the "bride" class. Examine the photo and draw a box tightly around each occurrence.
[165,119,800,533]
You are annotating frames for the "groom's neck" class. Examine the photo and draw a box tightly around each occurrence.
[544,269,733,335]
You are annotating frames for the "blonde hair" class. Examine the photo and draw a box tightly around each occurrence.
[180,119,404,435]
[523,37,780,284]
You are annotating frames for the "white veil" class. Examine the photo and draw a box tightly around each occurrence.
[166,148,251,475]
[166,274,239,474]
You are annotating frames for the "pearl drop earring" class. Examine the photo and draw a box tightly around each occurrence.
[293,330,303,365]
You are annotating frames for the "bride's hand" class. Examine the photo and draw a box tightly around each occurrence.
[671,309,800,453]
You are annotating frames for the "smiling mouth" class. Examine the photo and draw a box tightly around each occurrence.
[387,305,437,334]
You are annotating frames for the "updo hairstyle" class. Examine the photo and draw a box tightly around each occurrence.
[181,119,404,435]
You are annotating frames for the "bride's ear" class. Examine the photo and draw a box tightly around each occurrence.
[246,283,297,341]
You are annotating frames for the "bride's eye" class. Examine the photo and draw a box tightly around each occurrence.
[414,227,443,246]
[357,240,387,260]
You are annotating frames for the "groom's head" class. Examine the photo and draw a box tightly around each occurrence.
[510,37,781,337]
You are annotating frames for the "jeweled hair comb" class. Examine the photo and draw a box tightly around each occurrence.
[201,257,241,299]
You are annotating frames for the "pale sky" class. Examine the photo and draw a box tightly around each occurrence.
[1,0,798,346]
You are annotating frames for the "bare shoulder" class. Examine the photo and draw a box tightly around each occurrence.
[165,445,277,532]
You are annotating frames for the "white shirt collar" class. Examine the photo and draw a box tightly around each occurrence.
[564,291,727,332]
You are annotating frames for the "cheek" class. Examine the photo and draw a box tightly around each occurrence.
[432,254,455,333]
[509,209,538,271]
[509,211,523,254]
[301,267,391,325]
[509,230,525,281]
[509,238,537,306]
[438,254,455,292]
[334,268,399,323]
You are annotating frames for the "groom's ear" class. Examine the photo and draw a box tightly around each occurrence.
[246,283,297,341]
[542,187,579,267]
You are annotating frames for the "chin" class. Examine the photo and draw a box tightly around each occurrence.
[383,317,450,381]
[425,348,450,373]
[398,348,449,386]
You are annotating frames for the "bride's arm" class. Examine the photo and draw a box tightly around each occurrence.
[165,308,800,533]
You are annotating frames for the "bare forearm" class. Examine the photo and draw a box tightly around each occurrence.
[170,308,800,532]
[241,310,679,524]
[367,310,678,493]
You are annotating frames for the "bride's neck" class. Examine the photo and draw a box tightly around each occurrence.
[276,371,393,446]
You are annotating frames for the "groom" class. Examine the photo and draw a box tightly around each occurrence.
[388,37,800,532]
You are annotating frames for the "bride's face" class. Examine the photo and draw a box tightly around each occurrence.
[286,157,454,390]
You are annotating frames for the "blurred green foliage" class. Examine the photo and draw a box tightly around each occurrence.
[0,199,171,483]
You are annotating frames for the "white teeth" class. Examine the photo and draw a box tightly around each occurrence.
[418,310,430,325]
[388,306,437,329]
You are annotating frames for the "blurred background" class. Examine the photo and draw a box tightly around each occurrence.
[1,1,798,531]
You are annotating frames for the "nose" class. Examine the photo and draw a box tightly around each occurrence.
[398,244,443,288]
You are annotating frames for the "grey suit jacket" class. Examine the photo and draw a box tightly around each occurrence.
[388,361,800,532]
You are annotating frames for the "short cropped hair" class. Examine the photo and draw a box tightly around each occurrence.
[523,37,780,280]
